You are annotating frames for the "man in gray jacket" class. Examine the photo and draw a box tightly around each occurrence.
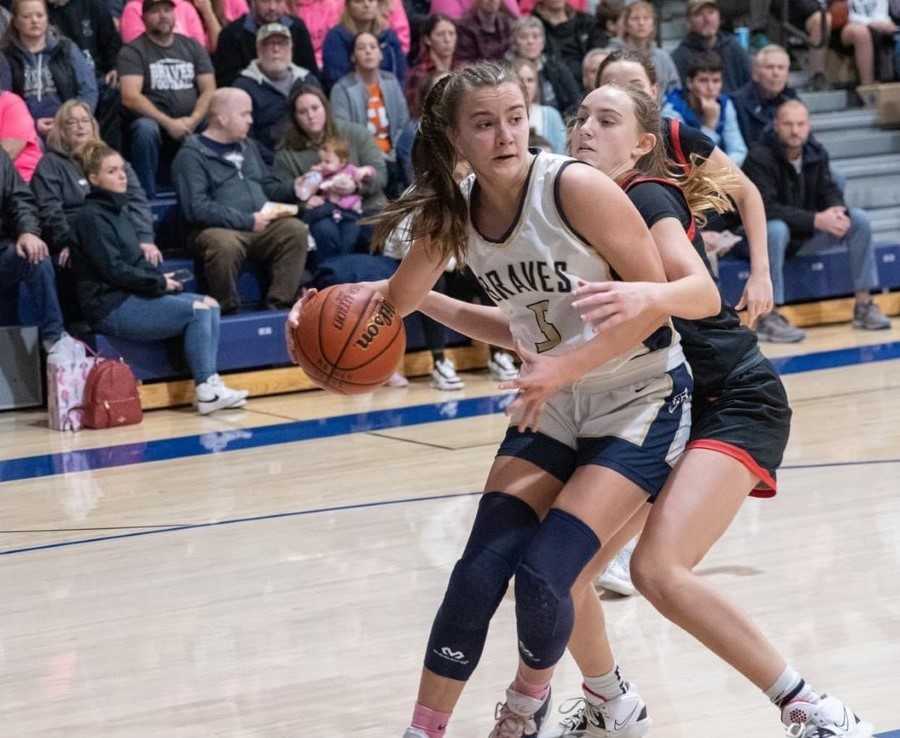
[172,87,308,314]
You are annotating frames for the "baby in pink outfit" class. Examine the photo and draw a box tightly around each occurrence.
[295,137,375,221]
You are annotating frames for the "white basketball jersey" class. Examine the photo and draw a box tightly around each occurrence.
[461,152,683,385]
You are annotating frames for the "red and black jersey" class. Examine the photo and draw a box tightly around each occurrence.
[620,175,757,394]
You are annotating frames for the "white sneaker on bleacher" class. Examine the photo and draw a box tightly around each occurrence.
[195,374,248,415]
[488,351,519,381]
[431,358,465,391]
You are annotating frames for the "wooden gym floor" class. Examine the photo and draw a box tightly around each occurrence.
[1,324,899,738]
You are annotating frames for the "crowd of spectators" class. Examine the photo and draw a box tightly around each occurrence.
[3,0,898,405]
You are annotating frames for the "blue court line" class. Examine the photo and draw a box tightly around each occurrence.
[2,340,899,486]
[877,731,900,737]
[1,457,898,558]
[0,491,483,557]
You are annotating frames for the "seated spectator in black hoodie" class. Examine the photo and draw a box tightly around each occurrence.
[213,0,317,86]
[72,140,249,414]
[672,0,751,93]
[530,0,607,86]
[46,0,123,148]
[232,22,319,164]
[172,87,308,314]
[0,147,65,351]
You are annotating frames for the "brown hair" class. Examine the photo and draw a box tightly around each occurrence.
[595,47,657,89]
[620,0,657,43]
[280,84,338,152]
[46,100,100,154]
[596,83,734,225]
[371,62,527,265]
[77,140,120,180]
[321,135,351,162]
[340,0,387,36]
[4,0,48,49]
[511,56,541,104]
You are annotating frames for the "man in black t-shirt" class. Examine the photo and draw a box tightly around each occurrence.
[118,0,216,197]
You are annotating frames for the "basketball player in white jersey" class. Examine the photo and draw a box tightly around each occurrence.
[287,61,722,737]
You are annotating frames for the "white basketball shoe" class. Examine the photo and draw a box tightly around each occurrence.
[545,683,650,738]
[782,695,873,738]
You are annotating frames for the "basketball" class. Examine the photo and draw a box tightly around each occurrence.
[292,283,406,394]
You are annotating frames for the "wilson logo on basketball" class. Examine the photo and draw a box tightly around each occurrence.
[355,301,397,350]
[332,287,360,330]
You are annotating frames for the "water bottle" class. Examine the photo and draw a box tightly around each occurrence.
[735,26,750,50]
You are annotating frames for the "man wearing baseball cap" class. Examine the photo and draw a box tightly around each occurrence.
[232,22,319,163]
[213,0,318,87]
[672,0,752,93]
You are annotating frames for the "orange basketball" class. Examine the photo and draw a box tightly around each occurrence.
[292,283,406,394]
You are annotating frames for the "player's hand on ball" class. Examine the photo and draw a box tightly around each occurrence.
[499,343,565,433]
[572,280,656,333]
[285,288,318,364]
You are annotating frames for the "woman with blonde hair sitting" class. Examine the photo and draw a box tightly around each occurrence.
[31,100,158,271]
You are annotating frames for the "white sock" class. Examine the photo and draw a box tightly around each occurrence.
[583,666,628,704]
[765,665,819,708]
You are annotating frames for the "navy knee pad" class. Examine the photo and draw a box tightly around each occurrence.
[424,492,540,681]
[514,509,600,670]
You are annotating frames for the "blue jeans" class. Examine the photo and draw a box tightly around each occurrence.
[95,292,219,384]
[128,117,181,198]
[304,203,360,262]
[0,243,65,345]
[766,208,879,305]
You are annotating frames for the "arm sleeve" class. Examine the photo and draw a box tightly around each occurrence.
[95,1,122,75]
[351,124,388,195]
[70,44,99,111]
[742,148,816,237]
[329,81,353,123]
[291,21,320,79]
[3,153,40,235]
[190,40,215,76]
[74,212,167,295]
[173,147,255,231]
[721,101,747,167]
[627,181,692,231]
[124,163,155,242]
[117,43,144,78]
[387,0,411,53]
[29,162,73,252]
[321,30,351,89]
[212,23,240,86]
[816,147,845,210]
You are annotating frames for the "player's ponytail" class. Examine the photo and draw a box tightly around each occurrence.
[371,62,527,266]
[612,84,735,226]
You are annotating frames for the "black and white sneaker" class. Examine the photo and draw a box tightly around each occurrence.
[545,683,650,738]
[431,358,465,391]
[195,374,248,415]
[782,695,873,738]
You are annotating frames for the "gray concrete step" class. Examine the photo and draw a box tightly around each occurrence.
[868,206,900,241]
[832,153,900,177]
[844,175,900,209]
[811,108,878,132]
[799,89,852,114]
[815,129,900,158]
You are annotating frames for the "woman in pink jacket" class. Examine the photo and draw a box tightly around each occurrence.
[294,0,409,66]
[430,0,519,19]
[120,0,221,52]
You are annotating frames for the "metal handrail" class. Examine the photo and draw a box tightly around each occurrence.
[776,0,829,48]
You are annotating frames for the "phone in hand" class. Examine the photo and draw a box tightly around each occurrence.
[169,268,194,284]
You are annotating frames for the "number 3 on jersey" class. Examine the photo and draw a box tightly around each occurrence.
[527,299,562,353]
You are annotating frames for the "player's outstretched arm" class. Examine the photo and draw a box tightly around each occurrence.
[418,291,515,350]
